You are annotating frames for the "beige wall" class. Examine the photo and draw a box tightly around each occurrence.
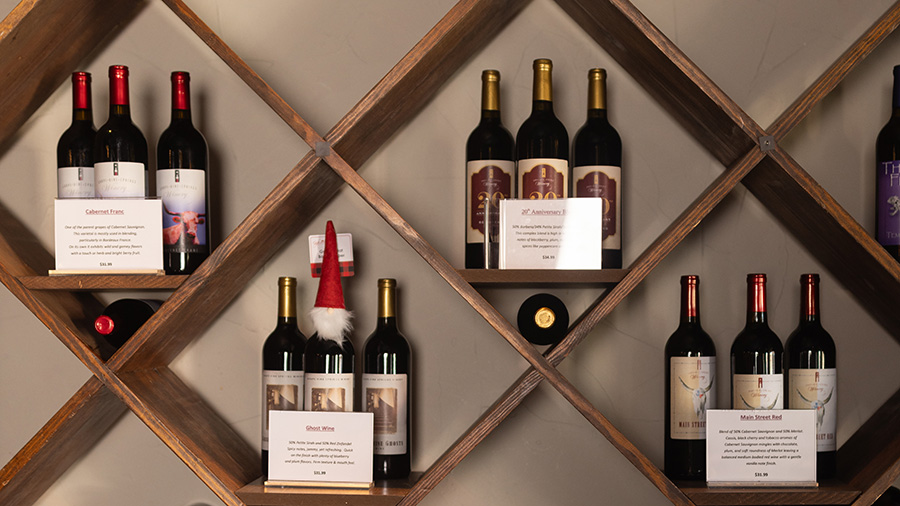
[1,0,899,504]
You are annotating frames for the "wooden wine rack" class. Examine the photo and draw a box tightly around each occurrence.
[1,0,900,505]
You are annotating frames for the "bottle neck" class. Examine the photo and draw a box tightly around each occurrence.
[532,59,554,106]
[746,274,768,325]
[376,279,398,329]
[277,277,298,323]
[170,71,193,123]
[679,275,701,325]
[108,65,132,118]
[799,274,821,324]
[893,65,900,111]
[586,68,607,115]
[71,72,92,122]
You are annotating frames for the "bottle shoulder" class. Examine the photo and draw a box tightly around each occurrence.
[665,324,716,356]
[364,327,411,354]
[305,334,355,356]
[466,121,514,160]
[784,322,836,353]
[263,325,307,352]
[731,325,783,353]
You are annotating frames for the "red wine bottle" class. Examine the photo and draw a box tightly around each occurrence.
[157,71,210,275]
[516,58,568,200]
[466,69,514,269]
[304,327,355,413]
[664,275,715,480]
[363,278,411,479]
[731,273,783,410]
[572,68,623,268]
[261,277,307,476]
[93,299,161,350]
[57,71,96,198]
[877,64,900,261]
[785,273,836,480]
[94,65,148,197]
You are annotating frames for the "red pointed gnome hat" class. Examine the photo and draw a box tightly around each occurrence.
[310,220,352,343]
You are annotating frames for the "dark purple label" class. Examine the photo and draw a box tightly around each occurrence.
[878,160,900,246]
[470,164,512,235]
[575,170,616,239]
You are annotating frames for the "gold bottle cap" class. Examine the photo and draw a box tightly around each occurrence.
[534,307,556,329]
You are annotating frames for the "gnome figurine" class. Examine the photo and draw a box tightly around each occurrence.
[309,220,353,343]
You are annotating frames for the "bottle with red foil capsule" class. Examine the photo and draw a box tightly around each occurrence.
[93,299,161,350]
[731,273,783,410]
[785,273,837,480]
[157,71,210,274]
[93,65,148,198]
[572,68,623,268]
[465,69,513,268]
[516,58,568,200]
[664,275,716,480]
[57,71,96,198]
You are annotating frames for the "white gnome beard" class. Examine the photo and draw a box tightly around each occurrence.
[309,307,352,344]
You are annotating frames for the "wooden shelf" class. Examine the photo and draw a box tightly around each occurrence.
[1,0,899,505]
[235,475,421,506]
[457,268,628,286]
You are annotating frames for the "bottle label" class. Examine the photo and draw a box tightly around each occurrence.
[877,160,900,246]
[158,168,207,252]
[304,373,354,412]
[517,158,567,199]
[261,370,304,451]
[573,164,621,249]
[466,160,513,243]
[733,373,784,410]
[57,166,95,198]
[788,368,836,452]
[362,373,408,455]
[94,161,145,197]
[669,356,715,440]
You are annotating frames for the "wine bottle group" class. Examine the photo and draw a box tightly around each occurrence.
[664,273,837,482]
[465,58,622,269]
[57,65,210,274]
[260,276,412,480]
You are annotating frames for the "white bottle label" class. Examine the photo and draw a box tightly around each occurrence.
[362,373,408,455]
[733,373,784,410]
[94,161,145,197]
[669,356,715,440]
[304,373,354,412]
[157,168,207,250]
[572,164,621,249]
[789,368,837,452]
[517,158,568,199]
[57,166,95,198]
[261,370,304,451]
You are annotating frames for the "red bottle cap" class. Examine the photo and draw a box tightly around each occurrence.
[95,315,115,335]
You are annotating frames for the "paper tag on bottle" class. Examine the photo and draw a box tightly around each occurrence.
[309,233,354,277]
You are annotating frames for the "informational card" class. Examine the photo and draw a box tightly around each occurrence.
[267,411,374,488]
[53,198,163,274]
[308,233,354,277]
[498,199,604,269]
[706,409,817,486]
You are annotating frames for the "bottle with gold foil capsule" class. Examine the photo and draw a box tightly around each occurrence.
[572,68,623,268]
[261,277,307,476]
[466,69,514,268]
[363,278,411,479]
[731,273,783,410]
[785,273,836,480]
[516,58,568,200]
[664,275,715,480]
[57,71,96,198]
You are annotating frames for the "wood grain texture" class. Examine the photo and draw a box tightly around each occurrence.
[19,274,187,291]
[554,0,763,167]
[769,2,900,140]
[117,367,258,506]
[840,386,900,505]
[744,147,900,341]
[458,269,627,285]
[680,482,859,505]
[235,475,419,506]
[0,0,145,148]
[0,378,125,505]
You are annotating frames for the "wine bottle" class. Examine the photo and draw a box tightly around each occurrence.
[876,65,900,261]
[363,278,411,480]
[466,69,514,269]
[93,299,161,350]
[731,273,783,410]
[94,65,148,198]
[261,276,307,476]
[157,71,210,275]
[516,292,569,346]
[304,326,355,413]
[664,275,716,480]
[516,58,568,200]
[785,273,836,480]
[57,71,96,198]
[572,68,623,268]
